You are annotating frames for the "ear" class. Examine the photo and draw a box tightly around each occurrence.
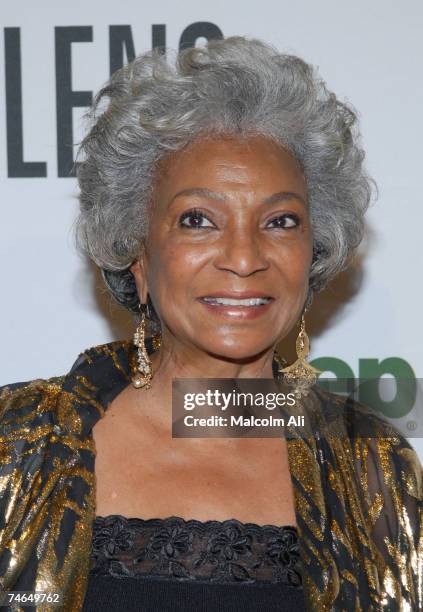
[130,254,149,304]
[305,286,314,311]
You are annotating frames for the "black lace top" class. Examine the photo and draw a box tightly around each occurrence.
[82,514,305,611]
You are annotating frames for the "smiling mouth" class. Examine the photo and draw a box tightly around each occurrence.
[199,297,273,306]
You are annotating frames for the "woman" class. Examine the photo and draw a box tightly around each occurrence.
[0,36,421,611]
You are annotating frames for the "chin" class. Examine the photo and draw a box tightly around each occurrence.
[198,337,272,363]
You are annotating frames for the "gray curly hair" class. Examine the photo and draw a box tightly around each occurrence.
[75,36,374,333]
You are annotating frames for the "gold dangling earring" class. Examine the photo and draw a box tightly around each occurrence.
[279,314,320,398]
[132,307,154,390]
[273,348,287,371]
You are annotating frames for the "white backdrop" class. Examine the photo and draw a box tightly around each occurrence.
[1,0,422,456]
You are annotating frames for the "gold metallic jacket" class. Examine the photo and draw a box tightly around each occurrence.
[0,341,421,611]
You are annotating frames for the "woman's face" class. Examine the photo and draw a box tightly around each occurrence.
[132,135,313,361]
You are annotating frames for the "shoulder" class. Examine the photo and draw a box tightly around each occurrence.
[309,385,422,501]
[306,388,422,606]
[0,339,134,441]
[0,376,65,427]
[0,377,67,522]
[308,384,412,439]
[67,340,133,368]
[0,377,67,476]
[0,344,103,493]
[0,340,132,413]
[0,343,99,431]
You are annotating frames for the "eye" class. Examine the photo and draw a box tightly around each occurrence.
[179,209,215,229]
[266,214,300,229]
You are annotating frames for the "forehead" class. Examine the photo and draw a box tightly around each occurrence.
[154,134,306,194]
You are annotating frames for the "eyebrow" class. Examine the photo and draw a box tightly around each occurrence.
[263,191,307,207]
[168,188,307,207]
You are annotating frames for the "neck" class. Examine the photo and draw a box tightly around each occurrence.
[149,338,277,386]
[127,337,279,435]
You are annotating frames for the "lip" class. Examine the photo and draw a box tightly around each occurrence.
[197,293,275,320]
[199,291,274,299]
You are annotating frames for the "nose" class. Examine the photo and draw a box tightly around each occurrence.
[213,228,270,277]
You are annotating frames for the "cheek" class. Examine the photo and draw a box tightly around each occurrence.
[276,243,312,288]
[146,242,210,301]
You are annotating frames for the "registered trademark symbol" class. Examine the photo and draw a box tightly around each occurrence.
[406,420,417,431]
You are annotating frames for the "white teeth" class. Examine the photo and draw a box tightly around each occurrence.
[202,297,271,306]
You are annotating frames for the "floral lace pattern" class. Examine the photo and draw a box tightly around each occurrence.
[90,515,302,587]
